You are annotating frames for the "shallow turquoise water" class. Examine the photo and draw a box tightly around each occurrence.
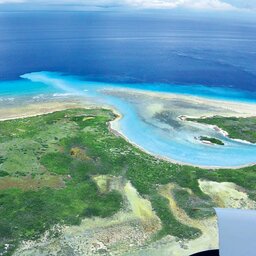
[1,71,256,168]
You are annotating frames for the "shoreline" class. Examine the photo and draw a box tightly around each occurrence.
[108,114,256,170]
[104,88,256,169]
[0,91,255,170]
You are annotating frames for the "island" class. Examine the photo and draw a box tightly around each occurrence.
[199,136,224,146]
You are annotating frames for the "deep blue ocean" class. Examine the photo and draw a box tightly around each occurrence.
[0,11,256,92]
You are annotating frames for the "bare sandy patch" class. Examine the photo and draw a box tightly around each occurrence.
[156,184,218,256]
[199,180,256,209]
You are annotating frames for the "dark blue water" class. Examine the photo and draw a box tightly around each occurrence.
[0,11,256,93]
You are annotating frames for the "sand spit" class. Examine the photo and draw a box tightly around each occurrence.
[103,87,256,118]
[0,101,83,121]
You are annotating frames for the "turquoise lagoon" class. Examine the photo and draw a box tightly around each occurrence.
[1,71,256,168]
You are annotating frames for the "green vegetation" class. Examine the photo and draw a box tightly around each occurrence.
[188,116,256,143]
[199,136,224,145]
[173,188,215,219]
[150,194,201,239]
[0,109,256,255]
[0,109,122,255]
[41,152,72,174]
